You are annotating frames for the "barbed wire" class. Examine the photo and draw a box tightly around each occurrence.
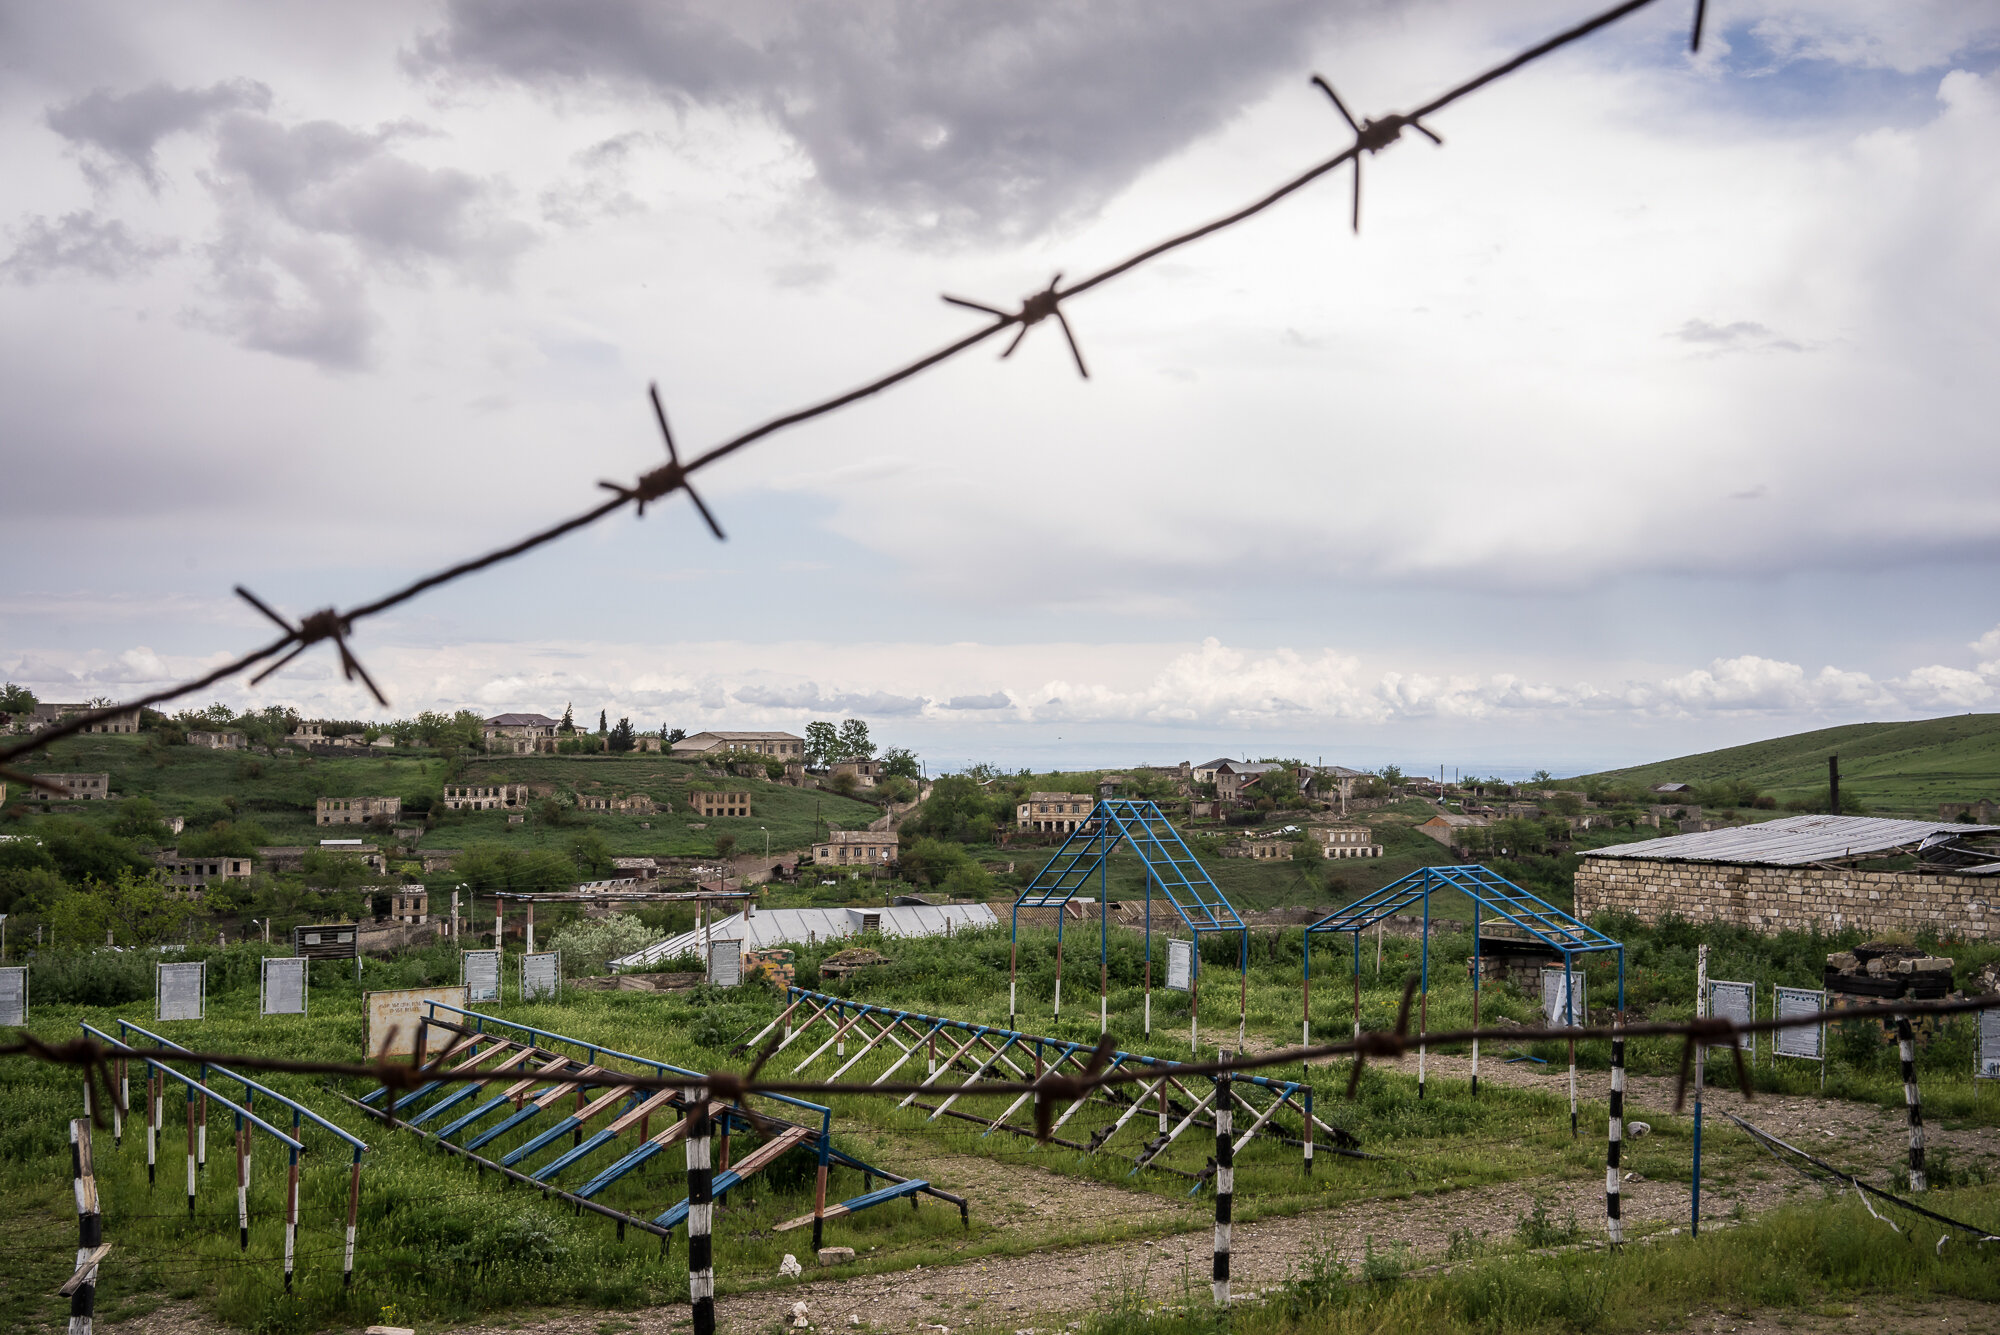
[9,986,1994,1147]
[0,0,1704,794]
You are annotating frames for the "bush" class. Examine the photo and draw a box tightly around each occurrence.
[548,914,665,975]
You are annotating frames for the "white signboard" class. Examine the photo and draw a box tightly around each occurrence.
[365,985,469,1058]
[157,961,206,1022]
[1708,979,1757,1059]
[522,951,562,1000]
[0,966,25,1026]
[1541,968,1587,1028]
[1773,986,1824,1061]
[1979,1008,2000,1081]
[1165,938,1194,993]
[707,940,743,987]
[461,949,501,1003]
[261,956,308,1016]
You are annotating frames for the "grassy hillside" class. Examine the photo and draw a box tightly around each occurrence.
[1573,714,2000,816]
[0,734,881,858]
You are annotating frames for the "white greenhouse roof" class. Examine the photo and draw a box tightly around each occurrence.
[611,903,998,971]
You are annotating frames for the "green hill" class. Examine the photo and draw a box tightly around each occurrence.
[1573,713,2000,816]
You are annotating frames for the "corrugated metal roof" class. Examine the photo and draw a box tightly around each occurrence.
[611,903,999,971]
[1581,815,2000,868]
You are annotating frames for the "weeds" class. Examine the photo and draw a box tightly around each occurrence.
[1514,1196,1583,1250]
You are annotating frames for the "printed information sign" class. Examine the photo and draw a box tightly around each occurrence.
[365,984,468,1058]
[522,950,562,1000]
[261,956,309,1016]
[157,961,206,1022]
[1708,979,1757,1058]
[461,949,501,1003]
[1165,938,1194,993]
[1773,986,1824,1061]
[0,966,25,1026]
[705,941,742,988]
[1541,968,1587,1028]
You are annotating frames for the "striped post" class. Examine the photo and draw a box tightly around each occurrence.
[145,1070,158,1188]
[1896,1016,1926,1192]
[685,1091,715,1335]
[1605,1026,1625,1244]
[1302,1063,1314,1175]
[71,1118,102,1335]
[184,1088,197,1218]
[344,1155,362,1285]
[1212,1074,1233,1307]
[234,1116,249,1250]
[283,1147,299,1291]
[113,1058,126,1148]
[197,1069,208,1170]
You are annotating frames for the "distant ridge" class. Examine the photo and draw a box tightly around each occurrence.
[1569,714,2000,817]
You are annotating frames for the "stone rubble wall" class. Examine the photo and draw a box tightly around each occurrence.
[1574,857,1998,939]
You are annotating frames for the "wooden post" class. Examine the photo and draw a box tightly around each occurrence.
[685,1092,715,1335]
[1693,942,1707,1238]
[526,900,536,956]
[69,1118,103,1335]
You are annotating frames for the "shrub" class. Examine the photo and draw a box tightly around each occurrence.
[548,914,665,975]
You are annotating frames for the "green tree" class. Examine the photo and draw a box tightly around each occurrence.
[112,797,173,843]
[608,717,636,752]
[665,727,687,744]
[1530,769,1554,785]
[829,772,860,798]
[0,681,38,714]
[804,721,838,766]
[1377,764,1405,785]
[560,703,576,734]
[567,829,614,878]
[900,837,971,888]
[597,709,608,735]
[714,833,737,859]
[300,849,373,891]
[47,869,198,948]
[880,746,920,780]
[836,718,874,760]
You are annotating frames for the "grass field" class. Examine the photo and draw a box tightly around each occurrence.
[1572,713,2000,815]
[6,907,1999,1332]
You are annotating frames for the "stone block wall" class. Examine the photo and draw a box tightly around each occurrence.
[1574,857,1998,940]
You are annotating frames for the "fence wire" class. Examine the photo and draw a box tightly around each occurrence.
[0,0,1709,795]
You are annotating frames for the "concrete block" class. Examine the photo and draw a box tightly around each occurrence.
[818,1246,856,1266]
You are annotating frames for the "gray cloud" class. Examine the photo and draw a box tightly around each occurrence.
[195,112,536,367]
[733,681,926,715]
[1670,317,1803,352]
[46,78,271,190]
[411,0,1345,240]
[2,210,177,283]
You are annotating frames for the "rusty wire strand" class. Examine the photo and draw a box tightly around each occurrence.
[0,0,1699,770]
[10,989,1992,1141]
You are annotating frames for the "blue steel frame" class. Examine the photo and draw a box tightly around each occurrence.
[1302,865,1625,1096]
[1011,799,1247,1047]
[355,1001,958,1246]
[775,987,1324,1193]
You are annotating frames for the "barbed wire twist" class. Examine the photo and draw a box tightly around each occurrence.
[0,0,1710,784]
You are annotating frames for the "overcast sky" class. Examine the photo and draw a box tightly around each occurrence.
[4,1,1998,775]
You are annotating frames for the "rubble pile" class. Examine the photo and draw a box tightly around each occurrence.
[1823,942,1953,1000]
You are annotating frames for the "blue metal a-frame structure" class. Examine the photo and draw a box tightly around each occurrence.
[1303,865,1624,1112]
[1011,798,1246,1050]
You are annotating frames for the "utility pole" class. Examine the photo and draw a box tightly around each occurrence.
[1828,754,1841,815]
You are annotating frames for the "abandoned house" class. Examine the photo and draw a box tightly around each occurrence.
[671,730,805,758]
[686,789,752,818]
[1319,825,1384,859]
[811,829,900,867]
[480,713,561,754]
[316,795,402,826]
[1016,792,1094,833]
[30,772,110,800]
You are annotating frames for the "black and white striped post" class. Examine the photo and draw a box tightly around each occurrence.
[1605,1024,1625,1245]
[1211,1074,1233,1307]
[1896,1015,1926,1192]
[685,1088,715,1335]
[145,1068,159,1189]
[69,1118,104,1335]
